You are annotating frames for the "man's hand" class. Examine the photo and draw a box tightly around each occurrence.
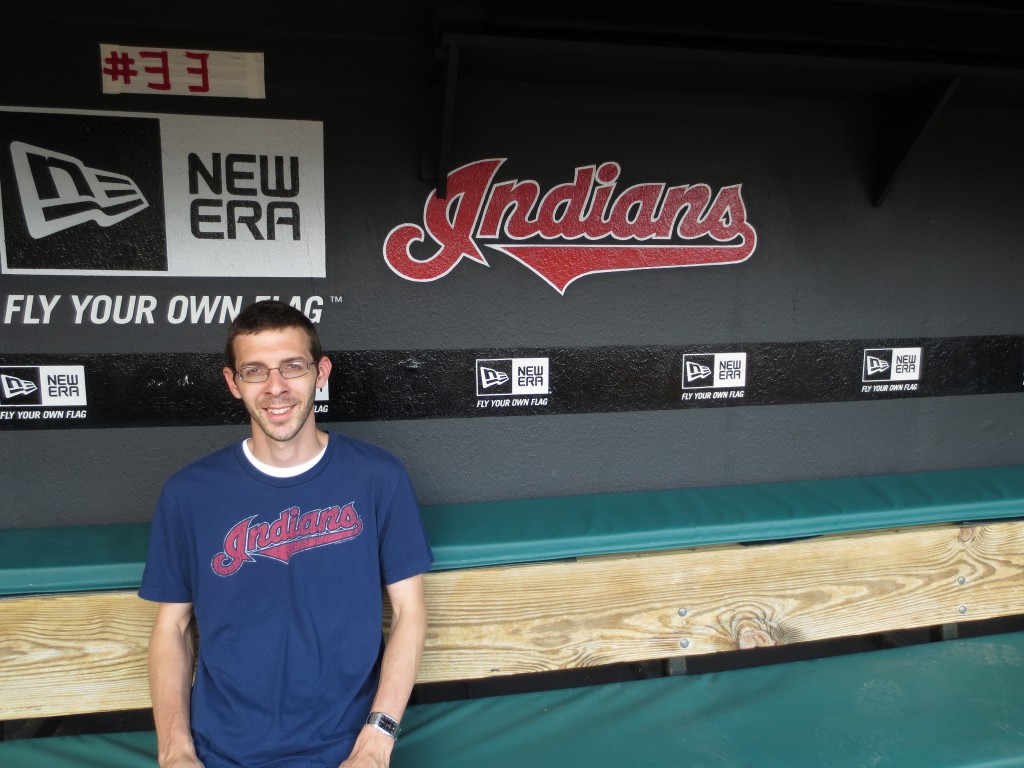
[150,602,203,768]
[338,724,396,768]
[339,574,425,768]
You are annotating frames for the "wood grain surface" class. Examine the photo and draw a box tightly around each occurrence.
[416,521,1024,680]
[3,522,1022,718]
[0,591,157,718]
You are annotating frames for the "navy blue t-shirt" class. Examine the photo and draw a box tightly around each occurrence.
[140,432,434,768]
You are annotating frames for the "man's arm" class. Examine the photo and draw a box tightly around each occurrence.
[149,601,204,768]
[340,573,428,768]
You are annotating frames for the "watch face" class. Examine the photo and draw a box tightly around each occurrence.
[369,712,398,736]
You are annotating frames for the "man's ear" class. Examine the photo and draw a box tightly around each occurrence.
[315,356,332,388]
[223,367,242,399]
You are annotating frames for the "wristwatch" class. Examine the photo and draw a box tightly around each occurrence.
[366,711,399,739]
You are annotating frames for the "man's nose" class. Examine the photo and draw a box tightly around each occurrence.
[264,367,291,390]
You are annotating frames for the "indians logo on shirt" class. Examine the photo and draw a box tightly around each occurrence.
[212,503,363,576]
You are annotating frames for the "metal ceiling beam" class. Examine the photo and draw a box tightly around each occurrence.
[873,76,961,207]
[437,44,461,200]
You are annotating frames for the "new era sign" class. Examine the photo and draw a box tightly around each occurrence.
[476,357,550,397]
[682,352,747,388]
[0,366,87,407]
[862,348,922,382]
[0,107,324,277]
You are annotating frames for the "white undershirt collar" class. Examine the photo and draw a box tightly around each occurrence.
[242,438,327,478]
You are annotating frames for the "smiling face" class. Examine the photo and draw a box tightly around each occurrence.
[223,326,331,460]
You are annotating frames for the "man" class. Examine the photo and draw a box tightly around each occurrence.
[140,300,433,768]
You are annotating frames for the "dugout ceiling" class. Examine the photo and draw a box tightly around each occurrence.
[12,0,1023,206]
[11,1,1024,92]
[10,1,1024,102]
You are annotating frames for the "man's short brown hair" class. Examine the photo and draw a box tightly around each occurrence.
[224,300,323,371]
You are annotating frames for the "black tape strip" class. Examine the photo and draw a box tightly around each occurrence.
[0,335,1021,430]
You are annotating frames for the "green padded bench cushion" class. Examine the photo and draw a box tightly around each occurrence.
[0,522,151,596]
[2,464,1024,594]
[2,632,1022,767]
[0,731,156,768]
[394,631,1024,768]
[426,464,1024,569]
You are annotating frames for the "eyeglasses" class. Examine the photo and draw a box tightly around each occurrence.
[235,361,316,383]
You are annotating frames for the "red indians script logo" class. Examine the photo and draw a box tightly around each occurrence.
[212,504,363,576]
[384,159,757,294]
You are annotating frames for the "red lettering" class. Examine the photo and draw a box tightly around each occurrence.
[496,180,542,239]
[536,166,594,239]
[383,159,503,282]
[249,520,271,551]
[579,163,620,238]
[667,185,712,238]
[478,180,538,239]
[319,504,344,531]
[606,183,665,240]
[140,50,171,91]
[185,51,211,93]
[267,509,294,545]
[703,185,752,241]
[384,159,757,293]
[210,505,364,576]
[297,510,318,536]
[211,516,257,576]
[101,50,137,84]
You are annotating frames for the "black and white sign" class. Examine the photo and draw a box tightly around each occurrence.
[0,365,88,425]
[682,352,747,389]
[0,107,324,277]
[0,365,87,407]
[863,347,922,382]
[476,357,550,397]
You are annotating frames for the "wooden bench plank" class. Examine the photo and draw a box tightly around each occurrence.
[416,521,1024,680]
[0,592,157,719]
[3,521,1022,719]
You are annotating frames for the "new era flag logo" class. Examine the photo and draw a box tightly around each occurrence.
[0,374,37,399]
[685,360,713,382]
[479,367,510,389]
[865,356,890,376]
[10,141,149,239]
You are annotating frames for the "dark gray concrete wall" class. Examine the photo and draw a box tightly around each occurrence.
[1,18,1021,529]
